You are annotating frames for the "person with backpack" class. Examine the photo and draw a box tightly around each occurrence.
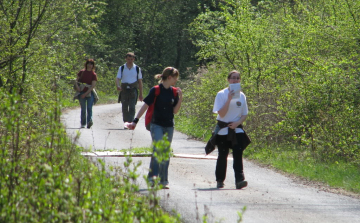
[127,67,182,189]
[74,59,98,128]
[115,52,143,128]
[211,70,249,190]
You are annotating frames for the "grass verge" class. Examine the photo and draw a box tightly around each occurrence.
[246,146,360,195]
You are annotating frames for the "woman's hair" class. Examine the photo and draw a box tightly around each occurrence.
[155,67,179,83]
[227,70,240,79]
[84,59,96,71]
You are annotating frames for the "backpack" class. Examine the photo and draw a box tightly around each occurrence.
[118,65,141,103]
[120,65,140,80]
[145,85,178,131]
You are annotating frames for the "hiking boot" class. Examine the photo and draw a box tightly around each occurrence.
[217,181,224,188]
[236,181,248,189]
[87,121,93,129]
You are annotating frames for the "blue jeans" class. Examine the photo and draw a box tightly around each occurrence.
[79,92,94,126]
[148,123,174,185]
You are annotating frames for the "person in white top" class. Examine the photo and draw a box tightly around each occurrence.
[115,52,143,127]
[212,70,249,189]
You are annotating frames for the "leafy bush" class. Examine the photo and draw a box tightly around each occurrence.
[0,89,180,222]
[183,0,360,164]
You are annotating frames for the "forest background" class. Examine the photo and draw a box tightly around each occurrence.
[0,0,359,222]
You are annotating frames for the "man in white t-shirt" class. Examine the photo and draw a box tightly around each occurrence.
[116,52,143,128]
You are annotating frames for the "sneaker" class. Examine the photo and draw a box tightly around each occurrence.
[236,181,248,189]
[124,126,128,129]
[161,184,170,189]
[217,181,224,188]
[81,125,86,128]
[87,121,93,129]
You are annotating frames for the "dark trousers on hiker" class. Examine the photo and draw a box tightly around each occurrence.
[120,87,137,122]
[215,133,246,184]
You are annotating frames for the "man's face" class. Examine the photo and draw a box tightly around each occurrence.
[126,56,135,64]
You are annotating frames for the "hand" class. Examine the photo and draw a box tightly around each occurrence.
[177,87,183,99]
[228,90,234,101]
[80,94,86,99]
[117,86,122,91]
[228,122,238,130]
[124,122,136,130]
[129,123,136,130]
[139,94,143,101]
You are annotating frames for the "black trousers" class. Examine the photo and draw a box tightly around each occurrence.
[215,133,246,183]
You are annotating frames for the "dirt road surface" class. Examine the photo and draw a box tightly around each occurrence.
[61,102,360,223]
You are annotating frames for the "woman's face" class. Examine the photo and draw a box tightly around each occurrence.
[228,72,240,84]
[86,62,94,70]
[170,75,179,86]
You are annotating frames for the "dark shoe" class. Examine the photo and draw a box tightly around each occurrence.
[236,181,248,189]
[87,121,93,129]
[217,181,224,188]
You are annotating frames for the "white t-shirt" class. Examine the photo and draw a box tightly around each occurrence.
[116,63,142,84]
[213,88,248,135]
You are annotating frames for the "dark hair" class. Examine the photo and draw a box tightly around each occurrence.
[84,59,96,71]
[155,67,179,83]
[227,70,240,79]
[125,52,135,58]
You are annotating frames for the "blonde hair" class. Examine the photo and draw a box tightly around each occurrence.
[154,67,179,83]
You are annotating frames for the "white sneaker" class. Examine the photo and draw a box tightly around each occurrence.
[81,125,86,128]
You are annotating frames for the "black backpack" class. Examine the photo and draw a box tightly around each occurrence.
[120,65,140,80]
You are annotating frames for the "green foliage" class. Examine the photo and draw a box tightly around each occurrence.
[244,144,360,194]
[0,0,105,97]
[152,134,172,164]
[185,0,360,164]
[93,0,220,89]
[0,89,181,222]
[0,0,186,221]
[176,66,227,139]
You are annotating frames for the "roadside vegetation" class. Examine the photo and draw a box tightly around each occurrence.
[176,0,360,194]
[1,0,359,222]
